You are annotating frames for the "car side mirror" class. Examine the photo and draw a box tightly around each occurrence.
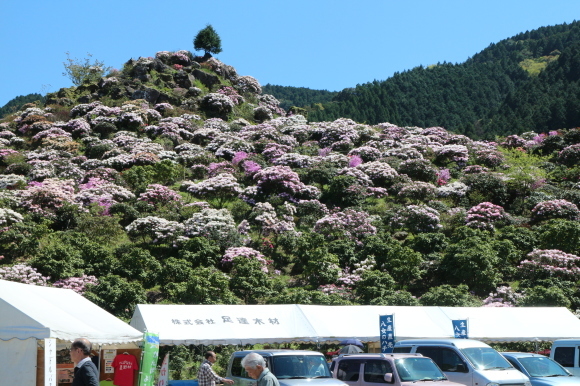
[384,373,393,383]
[456,364,468,373]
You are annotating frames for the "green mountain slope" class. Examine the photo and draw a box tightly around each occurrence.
[268,21,580,139]
[0,94,45,119]
[261,84,337,111]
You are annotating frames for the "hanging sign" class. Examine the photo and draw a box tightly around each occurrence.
[157,353,169,386]
[379,314,395,353]
[452,319,468,339]
[45,338,57,386]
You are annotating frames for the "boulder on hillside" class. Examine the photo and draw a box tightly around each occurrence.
[173,71,196,89]
[193,69,220,89]
[131,87,161,104]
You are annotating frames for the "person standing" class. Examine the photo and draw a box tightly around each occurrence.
[198,351,235,386]
[241,353,280,386]
[70,338,99,386]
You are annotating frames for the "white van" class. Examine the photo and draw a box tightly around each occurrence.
[393,339,531,386]
[550,339,580,376]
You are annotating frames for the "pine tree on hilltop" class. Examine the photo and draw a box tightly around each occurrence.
[193,24,222,56]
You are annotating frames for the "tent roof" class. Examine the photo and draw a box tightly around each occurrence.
[130,304,318,345]
[0,279,143,344]
[130,304,580,345]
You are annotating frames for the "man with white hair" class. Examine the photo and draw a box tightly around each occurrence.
[241,353,280,386]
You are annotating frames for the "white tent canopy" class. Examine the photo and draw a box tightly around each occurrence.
[130,304,580,346]
[0,279,143,344]
[0,279,144,386]
[131,304,318,345]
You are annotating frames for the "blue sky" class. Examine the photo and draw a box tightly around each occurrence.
[1,0,579,107]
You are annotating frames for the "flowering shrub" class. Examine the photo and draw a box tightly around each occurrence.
[242,160,262,177]
[250,202,297,236]
[557,144,580,166]
[0,174,27,189]
[52,275,98,295]
[186,173,242,206]
[393,205,441,233]
[356,161,398,187]
[200,93,235,117]
[273,153,314,168]
[126,216,185,244]
[314,118,361,149]
[475,148,505,168]
[348,154,363,167]
[348,146,382,162]
[252,166,320,200]
[76,177,135,212]
[262,143,293,161]
[234,75,262,95]
[154,103,174,114]
[218,86,244,105]
[436,169,451,185]
[465,202,507,230]
[232,151,249,165]
[501,135,527,149]
[318,284,355,300]
[221,247,269,272]
[206,133,254,159]
[183,208,240,247]
[208,161,236,177]
[482,286,523,307]
[0,208,24,226]
[435,144,469,164]
[463,165,489,174]
[138,184,183,210]
[117,111,145,130]
[64,118,92,137]
[314,209,378,242]
[337,167,373,186]
[518,249,580,281]
[397,181,438,202]
[0,264,49,285]
[170,50,192,65]
[531,199,580,223]
[397,158,438,183]
[17,179,77,218]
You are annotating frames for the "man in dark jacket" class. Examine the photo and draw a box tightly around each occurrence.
[70,338,99,386]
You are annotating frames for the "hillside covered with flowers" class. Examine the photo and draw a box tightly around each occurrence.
[2,49,580,320]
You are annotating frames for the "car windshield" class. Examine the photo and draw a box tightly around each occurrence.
[272,355,331,379]
[394,358,447,382]
[461,348,513,370]
[518,356,571,377]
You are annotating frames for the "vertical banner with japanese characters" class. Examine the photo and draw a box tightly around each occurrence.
[139,332,160,386]
[452,319,468,339]
[379,314,395,353]
[44,338,57,386]
[157,353,169,386]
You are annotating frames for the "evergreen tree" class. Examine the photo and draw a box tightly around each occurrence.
[193,24,222,55]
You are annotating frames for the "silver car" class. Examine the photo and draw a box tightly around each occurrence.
[502,352,580,386]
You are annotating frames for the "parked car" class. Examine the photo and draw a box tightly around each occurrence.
[227,350,347,386]
[502,352,579,386]
[393,339,531,386]
[329,353,466,386]
[550,339,580,376]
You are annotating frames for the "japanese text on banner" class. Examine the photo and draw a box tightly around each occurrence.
[452,320,468,339]
[379,314,395,353]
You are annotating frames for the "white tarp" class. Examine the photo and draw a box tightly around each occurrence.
[130,304,580,345]
[131,304,318,345]
[0,279,143,344]
[0,279,144,386]
[439,306,580,343]
[0,338,36,385]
